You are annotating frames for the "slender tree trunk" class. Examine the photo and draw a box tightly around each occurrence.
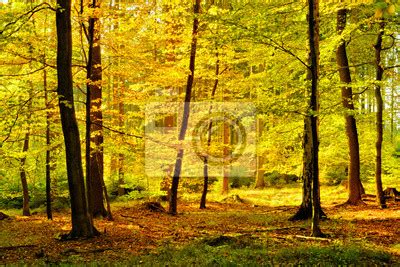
[291,16,326,221]
[221,122,230,194]
[290,116,326,221]
[308,0,323,237]
[373,21,387,209]
[20,123,31,216]
[86,0,108,218]
[169,0,201,215]
[44,62,52,220]
[390,86,394,143]
[56,0,97,238]
[255,117,266,189]
[200,53,219,209]
[117,83,125,196]
[336,9,364,205]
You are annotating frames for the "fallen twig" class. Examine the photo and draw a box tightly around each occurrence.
[294,235,332,242]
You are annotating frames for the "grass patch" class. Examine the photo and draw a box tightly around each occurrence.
[128,236,394,266]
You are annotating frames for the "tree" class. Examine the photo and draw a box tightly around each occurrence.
[44,57,52,220]
[307,0,323,237]
[19,100,31,217]
[85,0,109,218]
[373,20,387,209]
[200,52,220,209]
[336,8,364,205]
[169,0,201,215]
[56,0,97,238]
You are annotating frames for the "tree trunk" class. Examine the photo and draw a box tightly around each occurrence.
[20,124,31,217]
[308,0,323,237]
[86,0,108,218]
[336,9,364,205]
[290,116,326,221]
[169,0,201,215]
[200,53,219,209]
[255,118,266,189]
[44,62,52,220]
[221,122,230,195]
[291,7,326,221]
[56,0,97,238]
[373,21,387,209]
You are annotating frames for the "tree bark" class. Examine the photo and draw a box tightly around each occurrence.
[291,6,326,221]
[169,0,201,215]
[290,116,326,221]
[336,9,364,205]
[86,0,108,218]
[255,117,266,189]
[56,0,97,238]
[373,21,387,209]
[221,121,230,195]
[44,61,52,220]
[308,0,323,237]
[200,53,219,209]
[20,124,31,217]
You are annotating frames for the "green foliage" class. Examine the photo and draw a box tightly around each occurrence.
[230,166,255,188]
[264,171,299,186]
[181,177,218,193]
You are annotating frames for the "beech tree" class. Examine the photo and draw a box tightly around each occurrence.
[307,0,323,237]
[56,0,97,238]
[84,0,110,219]
[373,20,387,209]
[169,0,201,215]
[336,8,364,205]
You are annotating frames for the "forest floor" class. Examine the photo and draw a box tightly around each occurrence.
[1,194,400,265]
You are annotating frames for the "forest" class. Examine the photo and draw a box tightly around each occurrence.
[0,0,399,265]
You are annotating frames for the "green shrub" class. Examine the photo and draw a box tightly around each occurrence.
[181,177,218,193]
[264,171,299,186]
[229,166,255,188]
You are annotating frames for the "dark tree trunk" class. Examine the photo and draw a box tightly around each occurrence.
[308,0,323,237]
[373,21,387,209]
[169,0,200,215]
[44,63,52,220]
[56,0,97,238]
[86,0,108,218]
[291,8,326,221]
[20,125,31,216]
[200,54,219,209]
[290,117,326,221]
[336,9,364,205]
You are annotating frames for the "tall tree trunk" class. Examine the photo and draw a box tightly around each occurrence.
[221,122,230,194]
[254,117,266,189]
[56,0,97,238]
[169,0,201,215]
[20,121,31,216]
[373,21,386,209]
[117,83,125,196]
[86,0,108,218]
[44,61,52,220]
[290,116,326,221]
[390,86,394,143]
[336,9,364,205]
[290,14,326,221]
[308,0,323,237]
[200,53,219,209]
